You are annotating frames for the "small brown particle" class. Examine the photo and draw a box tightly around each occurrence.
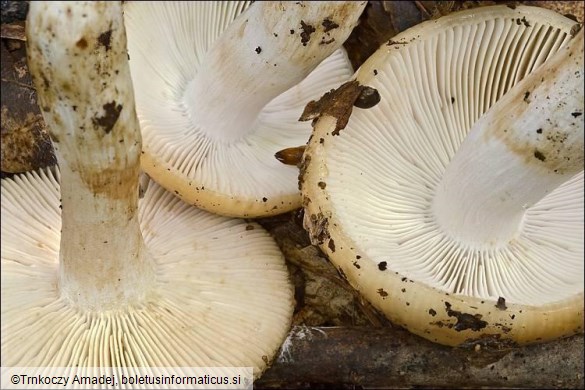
[377,288,388,298]
[255,46,262,54]
[378,261,387,271]
[354,86,381,109]
[496,297,507,310]
[275,145,305,166]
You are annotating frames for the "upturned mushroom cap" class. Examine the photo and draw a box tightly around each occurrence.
[1,1,294,378]
[1,169,294,372]
[124,1,365,217]
[300,5,584,346]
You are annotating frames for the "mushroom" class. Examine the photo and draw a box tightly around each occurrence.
[300,5,584,346]
[124,1,366,217]
[1,1,293,378]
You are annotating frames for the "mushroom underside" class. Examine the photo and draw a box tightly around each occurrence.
[124,1,358,217]
[1,168,294,374]
[301,5,584,345]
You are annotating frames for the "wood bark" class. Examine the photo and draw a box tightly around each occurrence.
[257,326,584,389]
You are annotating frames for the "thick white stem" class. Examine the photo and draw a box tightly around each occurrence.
[433,30,584,246]
[185,1,365,141]
[27,1,154,309]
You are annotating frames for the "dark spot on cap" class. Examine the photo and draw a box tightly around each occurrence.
[496,297,507,310]
[401,288,406,293]
[92,101,122,134]
[444,302,488,332]
[255,46,262,54]
[322,18,339,32]
[536,128,542,134]
[299,20,316,46]
[76,38,88,49]
[429,308,437,316]
[571,111,582,117]
[353,261,361,269]
[318,181,326,189]
[534,149,546,161]
[373,69,378,75]
[290,29,295,34]
[378,261,387,271]
[328,238,335,252]
[262,197,268,202]
[98,29,113,51]
[451,97,455,104]
[377,288,388,298]
[523,91,531,103]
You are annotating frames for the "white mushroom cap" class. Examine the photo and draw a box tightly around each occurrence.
[301,5,583,346]
[124,1,366,217]
[1,1,293,377]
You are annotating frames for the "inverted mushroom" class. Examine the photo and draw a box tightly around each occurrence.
[300,5,584,346]
[1,1,293,378]
[124,1,366,217]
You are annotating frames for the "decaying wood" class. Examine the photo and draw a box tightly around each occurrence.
[1,37,55,174]
[258,326,584,389]
[258,213,392,328]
